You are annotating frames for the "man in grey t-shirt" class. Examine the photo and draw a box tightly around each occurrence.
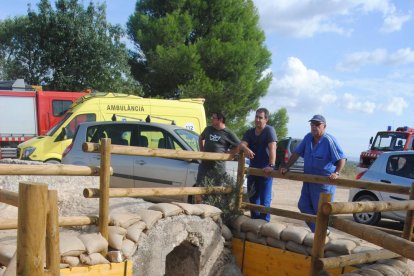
[195,112,240,202]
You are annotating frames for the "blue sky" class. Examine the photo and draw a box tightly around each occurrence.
[1,1,414,160]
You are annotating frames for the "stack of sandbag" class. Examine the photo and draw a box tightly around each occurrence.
[229,215,321,256]
[60,232,110,267]
[59,203,225,267]
[228,215,412,275]
[0,203,227,270]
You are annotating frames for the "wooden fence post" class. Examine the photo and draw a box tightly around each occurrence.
[310,193,332,276]
[99,138,111,256]
[402,183,414,242]
[46,190,60,275]
[17,182,48,276]
[235,151,246,211]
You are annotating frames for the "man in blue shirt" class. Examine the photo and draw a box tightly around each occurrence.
[240,108,277,222]
[280,115,346,232]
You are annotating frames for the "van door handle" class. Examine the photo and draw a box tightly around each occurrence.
[380,179,391,183]
[135,160,146,165]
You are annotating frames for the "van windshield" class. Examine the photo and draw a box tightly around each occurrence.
[371,132,408,151]
[175,129,199,151]
[46,113,73,136]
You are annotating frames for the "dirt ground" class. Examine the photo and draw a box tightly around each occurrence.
[269,178,414,270]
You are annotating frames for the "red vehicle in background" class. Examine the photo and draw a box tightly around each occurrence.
[0,79,87,158]
[358,126,414,170]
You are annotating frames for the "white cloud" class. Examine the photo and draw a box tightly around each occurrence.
[378,97,409,115]
[253,0,411,37]
[341,93,376,113]
[336,48,414,71]
[260,58,411,117]
[381,13,411,33]
[260,57,342,113]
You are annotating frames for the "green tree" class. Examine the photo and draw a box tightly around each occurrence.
[268,108,289,140]
[127,0,271,129]
[0,0,141,93]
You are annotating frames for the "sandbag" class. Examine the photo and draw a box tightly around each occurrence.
[324,250,342,257]
[232,231,246,240]
[78,233,108,254]
[351,246,378,254]
[366,264,404,276]
[196,204,222,218]
[171,202,204,216]
[375,259,411,274]
[135,209,163,229]
[280,226,310,244]
[230,215,250,232]
[108,226,127,250]
[285,241,309,256]
[121,239,137,259]
[110,213,141,229]
[260,222,286,240]
[0,245,16,266]
[325,239,357,254]
[221,224,233,241]
[126,221,146,243]
[148,203,184,217]
[356,268,384,276]
[303,232,329,247]
[59,233,85,257]
[266,237,286,250]
[240,218,267,235]
[246,232,267,245]
[80,253,110,265]
[61,256,80,267]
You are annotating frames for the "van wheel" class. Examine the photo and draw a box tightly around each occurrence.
[352,194,381,225]
[45,159,61,164]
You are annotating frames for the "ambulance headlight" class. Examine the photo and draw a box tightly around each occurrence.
[22,147,36,159]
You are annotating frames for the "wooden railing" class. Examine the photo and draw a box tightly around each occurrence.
[2,138,414,275]
[0,164,105,275]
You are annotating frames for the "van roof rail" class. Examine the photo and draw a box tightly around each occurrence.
[112,114,143,122]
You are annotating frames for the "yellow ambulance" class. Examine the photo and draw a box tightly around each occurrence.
[17,92,206,163]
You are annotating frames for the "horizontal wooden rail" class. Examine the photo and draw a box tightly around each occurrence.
[315,249,400,270]
[0,189,18,207]
[247,168,410,195]
[242,202,316,223]
[83,186,233,198]
[0,218,19,230]
[322,200,414,215]
[0,216,99,230]
[0,164,110,176]
[331,216,414,261]
[83,142,236,161]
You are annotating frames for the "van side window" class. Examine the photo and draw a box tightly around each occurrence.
[52,100,73,116]
[88,125,133,146]
[65,113,96,139]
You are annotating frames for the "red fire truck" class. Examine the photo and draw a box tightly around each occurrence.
[0,79,87,158]
[358,126,414,170]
